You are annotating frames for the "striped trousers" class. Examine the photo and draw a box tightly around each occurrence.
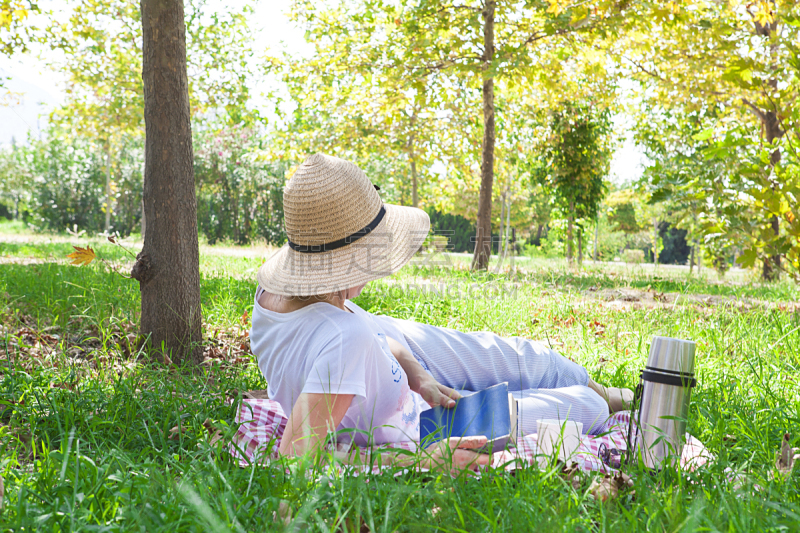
[382,318,609,435]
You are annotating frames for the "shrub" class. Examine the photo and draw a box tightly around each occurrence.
[28,139,106,233]
[0,136,143,236]
[194,126,286,246]
[623,249,645,263]
[0,127,287,244]
[426,209,476,253]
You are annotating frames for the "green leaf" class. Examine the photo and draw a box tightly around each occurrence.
[736,248,759,268]
[691,128,714,142]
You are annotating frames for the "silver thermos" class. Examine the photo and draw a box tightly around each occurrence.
[628,336,697,469]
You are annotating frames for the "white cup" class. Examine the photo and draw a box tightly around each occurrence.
[537,419,584,462]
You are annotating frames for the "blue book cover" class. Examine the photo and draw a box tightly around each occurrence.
[419,382,517,454]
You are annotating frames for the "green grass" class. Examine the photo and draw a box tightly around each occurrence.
[1,239,799,531]
[0,219,33,235]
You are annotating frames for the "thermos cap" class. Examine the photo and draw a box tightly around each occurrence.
[647,336,696,375]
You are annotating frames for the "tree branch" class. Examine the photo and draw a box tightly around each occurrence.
[620,54,729,99]
[762,92,799,161]
[741,97,766,122]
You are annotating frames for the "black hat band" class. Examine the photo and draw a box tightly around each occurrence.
[287,205,387,253]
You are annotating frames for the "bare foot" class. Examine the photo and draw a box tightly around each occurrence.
[588,380,634,413]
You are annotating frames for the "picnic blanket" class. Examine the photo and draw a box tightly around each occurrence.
[228,398,711,474]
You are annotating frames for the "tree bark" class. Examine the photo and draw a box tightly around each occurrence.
[407,115,419,208]
[497,189,505,257]
[689,241,695,273]
[140,198,146,239]
[577,227,583,265]
[410,158,418,208]
[593,221,598,262]
[744,7,783,281]
[510,227,516,274]
[471,0,495,271]
[495,188,512,272]
[104,145,112,233]
[566,200,574,265]
[133,0,202,364]
[763,110,782,281]
[652,216,659,266]
[504,189,511,258]
[140,153,146,239]
[696,238,702,275]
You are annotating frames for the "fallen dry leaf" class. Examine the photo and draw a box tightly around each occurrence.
[50,382,78,392]
[202,419,224,446]
[168,424,185,439]
[342,516,370,533]
[66,246,96,266]
[208,431,223,446]
[273,500,292,525]
[589,319,606,337]
[774,433,800,479]
[560,461,583,490]
[589,471,634,502]
[243,389,271,400]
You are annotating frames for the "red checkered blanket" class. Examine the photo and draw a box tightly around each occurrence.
[228,399,710,473]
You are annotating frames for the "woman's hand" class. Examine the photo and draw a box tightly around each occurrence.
[421,435,491,475]
[385,336,461,408]
[417,373,461,409]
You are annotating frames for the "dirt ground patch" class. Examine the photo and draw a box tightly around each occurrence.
[582,287,800,312]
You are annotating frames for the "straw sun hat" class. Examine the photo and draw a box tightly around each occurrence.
[257,153,430,296]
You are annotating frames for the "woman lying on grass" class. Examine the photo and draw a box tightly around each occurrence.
[250,153,633,474]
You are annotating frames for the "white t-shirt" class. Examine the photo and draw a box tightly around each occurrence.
[250,292,425,445]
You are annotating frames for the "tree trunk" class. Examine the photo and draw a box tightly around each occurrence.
[410,158,419,208]
[762,110,783,281]
[140,198,146,239]
[593,221,598,262]
[510,227,516,272]
[407,121,419,208]
[652,216,659,266]
[689,241,695,273]
[471,0,495,271]
[696,238,701,275]
[104,145,112,233]
[535,223,543,244]
[497,189,505,257]
[504,190,511,257]
[496,189,512,272]
[132,0,202,364]
[566,200,574,265]
[234,189,241,244]
[577,227,583,265]
[746,10,782,280]
[140,153,146,240]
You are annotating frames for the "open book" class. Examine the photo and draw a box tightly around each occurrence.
[419,382,518,454]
